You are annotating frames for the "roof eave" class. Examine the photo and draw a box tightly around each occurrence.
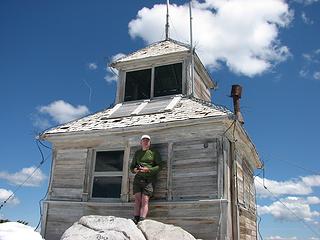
[40,114,232,142]
[110,50,190,70]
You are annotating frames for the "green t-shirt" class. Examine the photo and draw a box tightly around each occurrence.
[130,148,162,180]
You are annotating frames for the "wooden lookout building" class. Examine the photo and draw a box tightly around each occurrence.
[40,38,262,240]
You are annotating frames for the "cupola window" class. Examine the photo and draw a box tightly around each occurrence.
[154,63,182,97]
[124,62,182,102]
[124,69,151,102]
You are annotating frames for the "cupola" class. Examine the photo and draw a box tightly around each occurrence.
[110,38,216,104]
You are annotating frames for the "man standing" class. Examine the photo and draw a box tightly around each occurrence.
[130,134,162,224]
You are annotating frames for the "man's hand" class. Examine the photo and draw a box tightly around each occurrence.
[133,168,139,173]
[139,167,150,173]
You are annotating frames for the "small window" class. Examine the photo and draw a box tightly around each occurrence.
[154,63,182,97]
[124,69,151,101]
[92,151,124,198]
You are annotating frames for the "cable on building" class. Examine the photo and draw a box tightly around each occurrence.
[35,139,53,231]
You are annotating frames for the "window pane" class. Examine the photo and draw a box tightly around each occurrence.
[125,69,151,101]
[95,151,124,172]
[154,63,182,97]
[92,176,122,198]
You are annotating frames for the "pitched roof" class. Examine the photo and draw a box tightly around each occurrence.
[41,96,232,137]
[111,39,190,66]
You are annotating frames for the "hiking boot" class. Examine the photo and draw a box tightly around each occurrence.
[132,216,140,225]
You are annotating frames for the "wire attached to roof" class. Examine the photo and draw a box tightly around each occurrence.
[35,139,53,231]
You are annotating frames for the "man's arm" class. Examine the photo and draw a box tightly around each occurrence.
[148,149,163,175]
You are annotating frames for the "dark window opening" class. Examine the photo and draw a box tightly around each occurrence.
[92,177,122,198]
[124,69,151,101]
[92,150,124,198]
[154,63,182,97]
[95,151,124,172]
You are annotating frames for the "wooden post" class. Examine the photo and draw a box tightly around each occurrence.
[230,141,240,239]
[82,148,93,201]
[40,201,48,238]
[121,141,131,202]
[167,142,173,200]
[217,138,224,199]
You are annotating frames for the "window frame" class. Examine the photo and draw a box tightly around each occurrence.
[90,149,125,201]
[123,61,184,102]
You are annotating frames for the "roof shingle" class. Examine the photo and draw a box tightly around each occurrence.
[111,39,190,66]
[41,96,232,136]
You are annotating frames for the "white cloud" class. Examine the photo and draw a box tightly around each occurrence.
[258,196,320,222]
[300,50,320,79]
[303,52,320,64]
[303,53,313,62]
[307,196,320,205]
[88,62,98,70]
[0,166,46,187]
[302,175,320,186]
[31,114,51,130]
[128,0,292,77]
[255,175,320,198]
[299,69,309,78]
[0,189,20,205]
[313,72,320,80]
[255,176,318,198]
[265,236,297,240]
[301,12,314,24]
[105,53,126,82]
[39,100,89,124]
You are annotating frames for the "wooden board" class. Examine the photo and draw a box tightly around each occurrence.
[172,140,218,200]
[44,200,226,240]
[50,149,88,200]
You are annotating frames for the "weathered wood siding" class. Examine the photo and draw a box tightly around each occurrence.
[235,151,257,240]
[194,70,211,102]
[172,139,218,200]
[128,143,168,201]
[43,200,225,240]
[43,128,258,240]
[128,139,219,201]
[50,149,88,201]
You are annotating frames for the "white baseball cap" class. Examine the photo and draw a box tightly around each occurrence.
[140,134,151,140]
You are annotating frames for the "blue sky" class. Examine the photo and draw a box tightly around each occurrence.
[0,0,319,239]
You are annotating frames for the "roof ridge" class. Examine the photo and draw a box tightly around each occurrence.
[110,38,191,66]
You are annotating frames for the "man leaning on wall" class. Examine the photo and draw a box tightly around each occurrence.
[130,134,163,224]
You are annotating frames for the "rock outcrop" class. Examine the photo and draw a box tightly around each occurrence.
[60,215,198,240]
[138,219,197,240]
[61,216,146,240]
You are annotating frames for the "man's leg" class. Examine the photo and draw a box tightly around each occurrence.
[134,192,142,216]
[140,194,150,218]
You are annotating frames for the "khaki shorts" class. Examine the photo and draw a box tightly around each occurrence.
[133,176,154,197]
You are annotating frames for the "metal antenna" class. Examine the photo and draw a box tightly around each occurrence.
[165,0,170,40]
[189,1,195,96]
[189,0,193,50]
